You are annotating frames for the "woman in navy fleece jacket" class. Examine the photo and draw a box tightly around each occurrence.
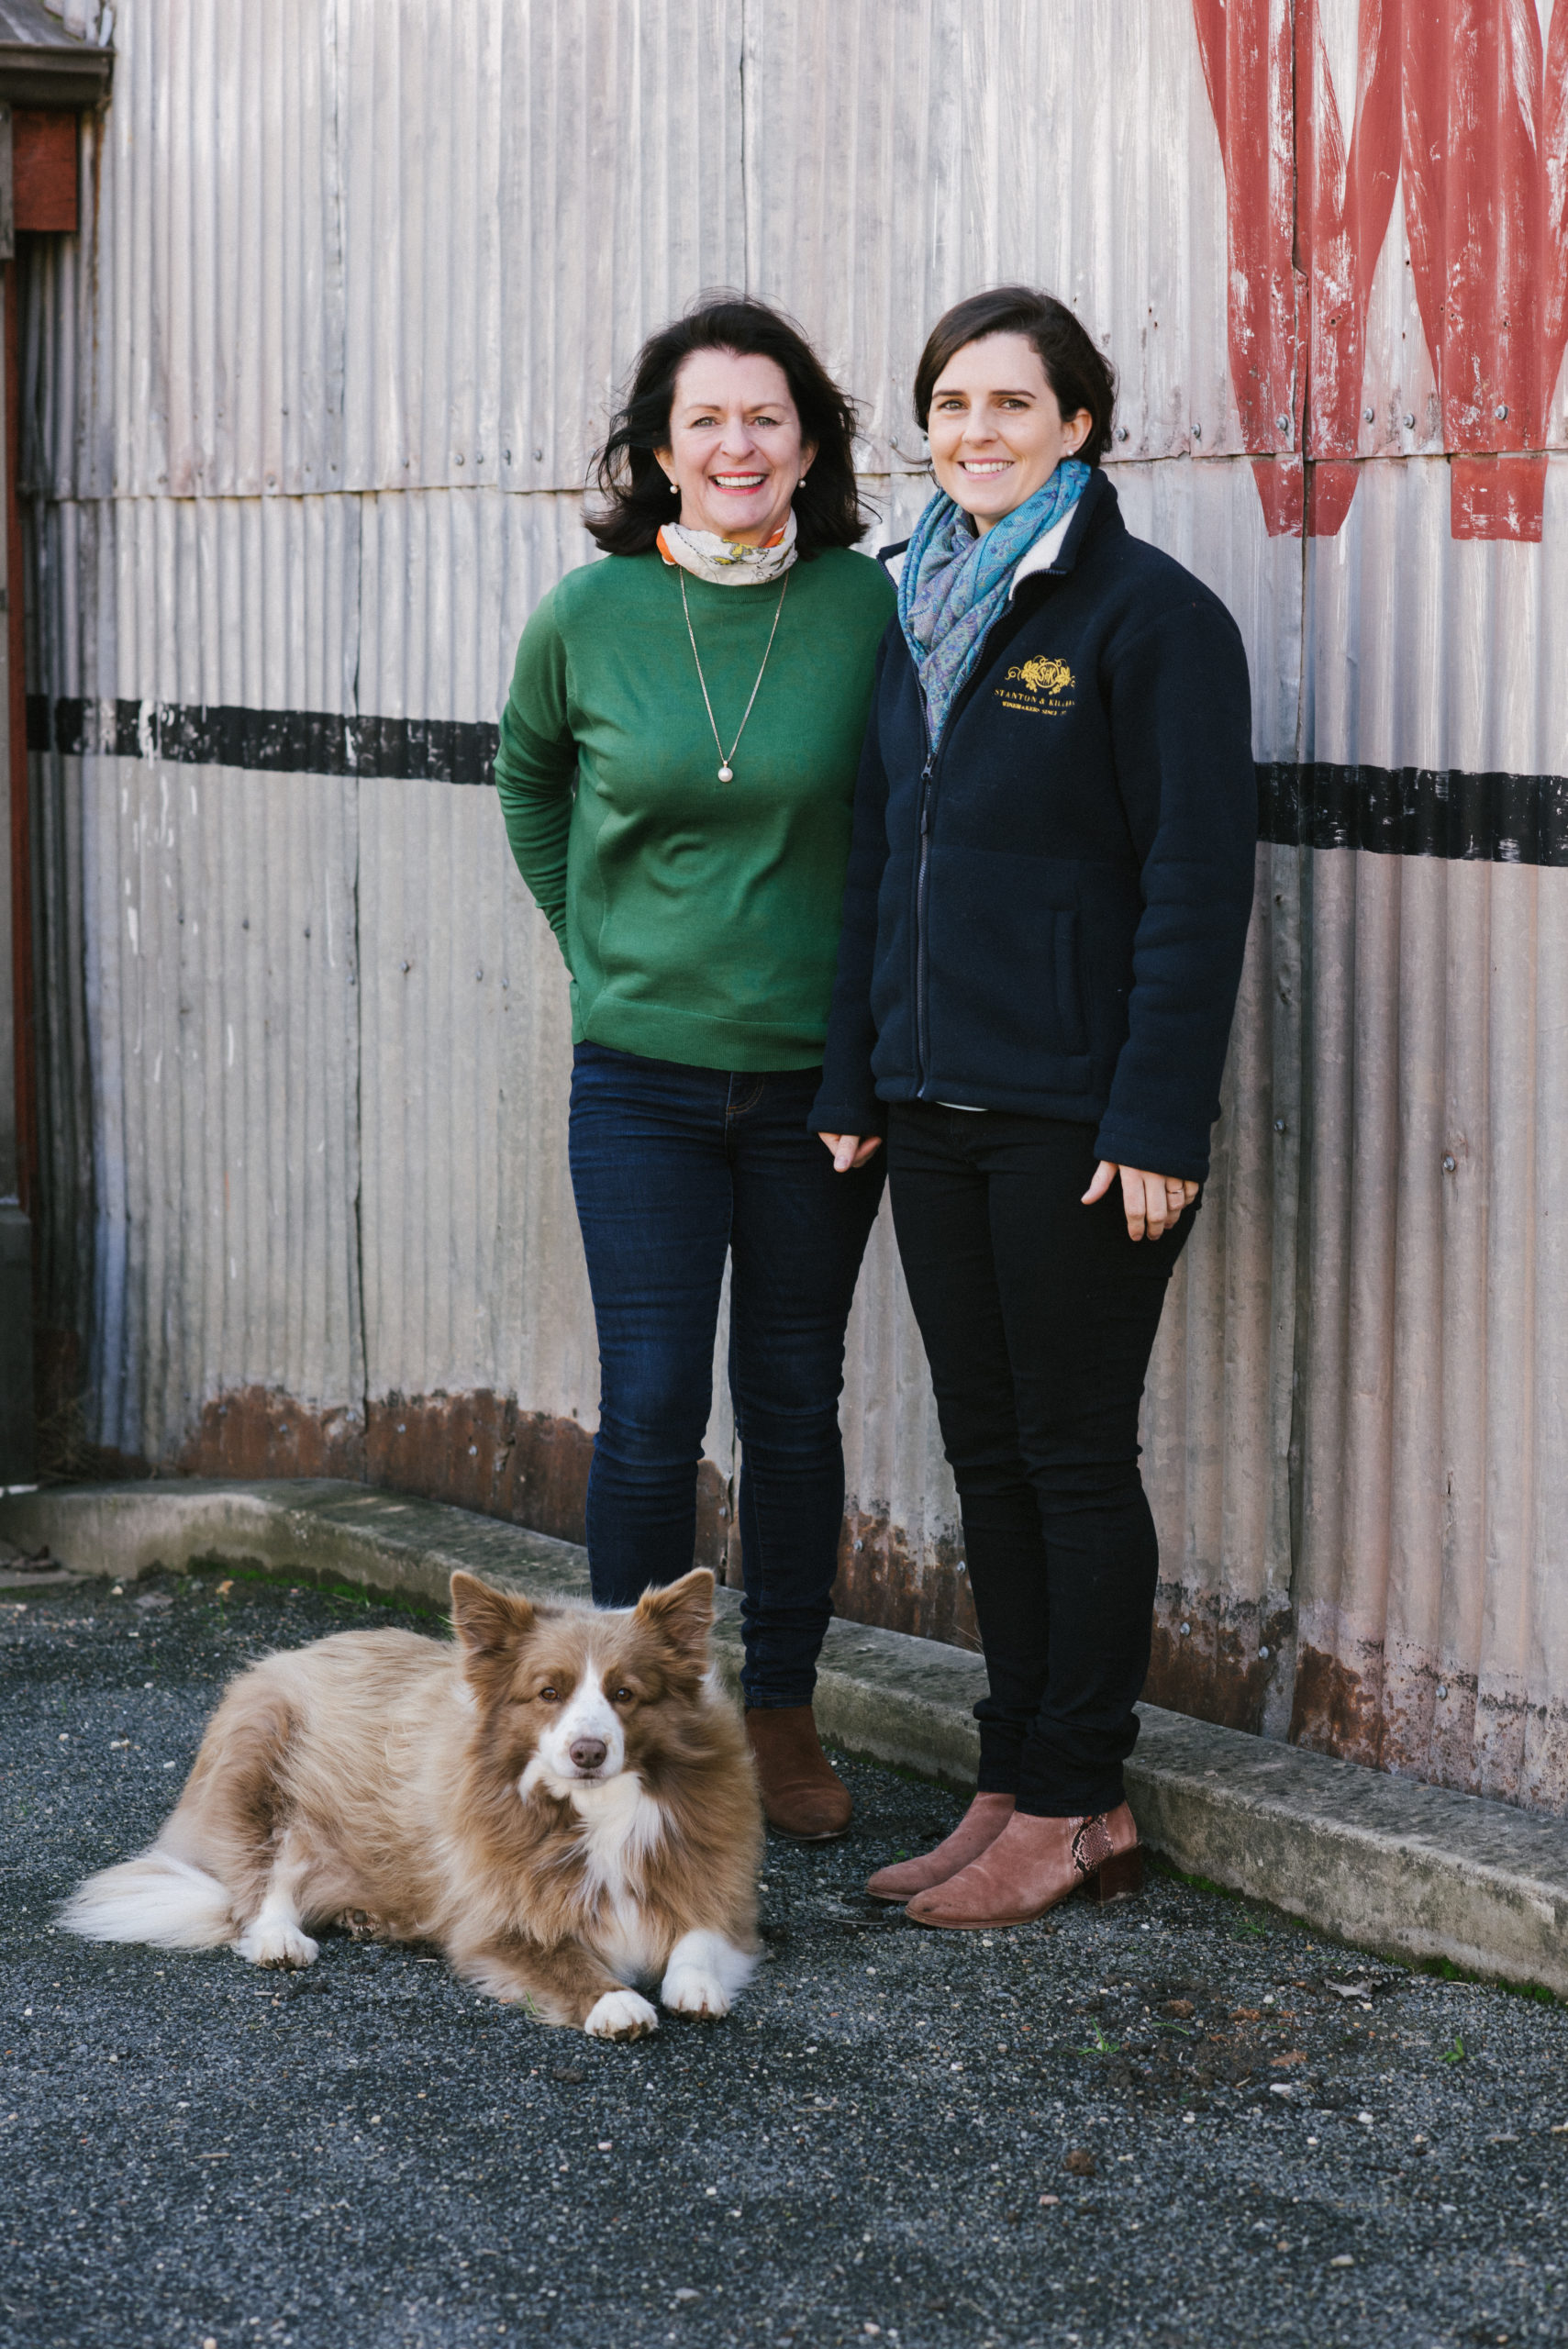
[811,286,1256,1930]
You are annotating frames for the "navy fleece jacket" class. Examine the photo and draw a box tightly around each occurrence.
[809,473,1257,1183]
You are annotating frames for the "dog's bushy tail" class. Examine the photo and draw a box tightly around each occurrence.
[61,1849,234,1950]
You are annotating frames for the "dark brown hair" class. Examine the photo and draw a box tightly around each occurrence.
[584,294,871,559]
[912,285,1118,464]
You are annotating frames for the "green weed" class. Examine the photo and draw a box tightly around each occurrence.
[1078,2022,1120,2055]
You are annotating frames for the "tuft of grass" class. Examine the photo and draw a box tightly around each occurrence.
[1078,2022,1120,2055]
[185,1555,450,1623]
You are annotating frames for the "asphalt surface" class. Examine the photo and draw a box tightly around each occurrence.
[5,1566,1568,2349]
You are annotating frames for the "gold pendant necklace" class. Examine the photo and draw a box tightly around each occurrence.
[678,568,791,782]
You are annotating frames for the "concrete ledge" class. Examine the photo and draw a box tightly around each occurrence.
[6,1476,1568,1997]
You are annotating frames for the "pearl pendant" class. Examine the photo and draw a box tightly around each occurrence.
[717,763,734,782]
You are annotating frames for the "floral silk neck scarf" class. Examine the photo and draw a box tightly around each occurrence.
[656,508,798,586]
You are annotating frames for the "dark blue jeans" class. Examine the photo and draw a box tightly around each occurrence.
[568,1041,885,1708]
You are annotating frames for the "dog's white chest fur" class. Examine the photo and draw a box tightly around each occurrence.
[521,1764,667,1982]
[578,1777,665,1982]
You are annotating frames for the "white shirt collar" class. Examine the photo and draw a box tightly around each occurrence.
[1006,506,1076,597]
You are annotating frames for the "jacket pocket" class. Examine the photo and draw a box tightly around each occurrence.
[922,845,1093,1091]
[1052,910,1087,1056]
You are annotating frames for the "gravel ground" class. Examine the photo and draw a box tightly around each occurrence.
[5,1565,1567,2349]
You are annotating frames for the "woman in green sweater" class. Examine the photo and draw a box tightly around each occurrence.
[494,297,894,1839]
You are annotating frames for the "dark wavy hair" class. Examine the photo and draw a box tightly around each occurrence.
[584,294,870,559]
[912,286,1118,465]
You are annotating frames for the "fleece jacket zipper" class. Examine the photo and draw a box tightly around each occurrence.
[914,714,935,1095]
[910,586,1054,1098]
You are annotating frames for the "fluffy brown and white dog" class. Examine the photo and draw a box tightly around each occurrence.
[63,1567,762,2039]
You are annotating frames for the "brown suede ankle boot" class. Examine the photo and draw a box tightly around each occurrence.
[864,1792,1016,1901]
[745,1706,852,1841]
[905,1801,1141,1930]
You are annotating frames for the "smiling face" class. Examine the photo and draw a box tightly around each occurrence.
[925,331,1093,533]
[654,348,816,546]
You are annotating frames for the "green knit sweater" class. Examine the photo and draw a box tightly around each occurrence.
[494,546,895,1070]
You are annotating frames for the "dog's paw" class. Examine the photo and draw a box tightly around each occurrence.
[235,1920,318,1970]
[584,1989,659,2042]
[336,1908,389,1945]
[660,1965,732,2019]
[659,1930,755,2018]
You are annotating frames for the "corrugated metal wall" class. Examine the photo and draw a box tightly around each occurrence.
[21,0,1568,1808]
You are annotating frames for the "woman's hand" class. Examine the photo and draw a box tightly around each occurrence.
[1082,1160,1197,1241]
[817,1132,884,1174]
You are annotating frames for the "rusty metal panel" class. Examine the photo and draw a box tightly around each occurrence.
[1288,451,1568,1806]
[1108,460,1306,1735]
[26,490,364,1463]
[74,751,362,1465]
[349,496,599,1430]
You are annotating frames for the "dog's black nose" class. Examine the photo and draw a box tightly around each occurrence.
[569,1737,607,1773]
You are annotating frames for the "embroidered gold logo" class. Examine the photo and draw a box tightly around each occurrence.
[996,652,1075,717]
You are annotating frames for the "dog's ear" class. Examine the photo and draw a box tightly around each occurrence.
[633,1567,715,1668]
[450,1572,537,1664]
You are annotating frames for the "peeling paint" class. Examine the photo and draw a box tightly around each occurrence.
[1195,0,1568,538]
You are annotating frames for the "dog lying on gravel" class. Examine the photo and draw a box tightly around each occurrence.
[62,1567,762,2040]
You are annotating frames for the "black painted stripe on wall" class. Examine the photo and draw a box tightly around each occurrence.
[24,695,1568,867]
[27,695,500,786]
[1258,761,1568,866]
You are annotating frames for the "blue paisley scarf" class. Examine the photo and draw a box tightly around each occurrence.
[897,458,1090,743]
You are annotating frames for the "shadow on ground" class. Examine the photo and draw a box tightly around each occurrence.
[4,1570,1565,2348]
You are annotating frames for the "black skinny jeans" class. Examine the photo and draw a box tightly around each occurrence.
[887,1104,1195,1818]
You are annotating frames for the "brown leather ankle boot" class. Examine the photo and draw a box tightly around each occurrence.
[745,1707,852,1841]
[905,1801,1141,1930]
[864,1791,1016,1901]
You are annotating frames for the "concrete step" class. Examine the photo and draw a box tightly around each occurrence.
[5,1475,1565,1997]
